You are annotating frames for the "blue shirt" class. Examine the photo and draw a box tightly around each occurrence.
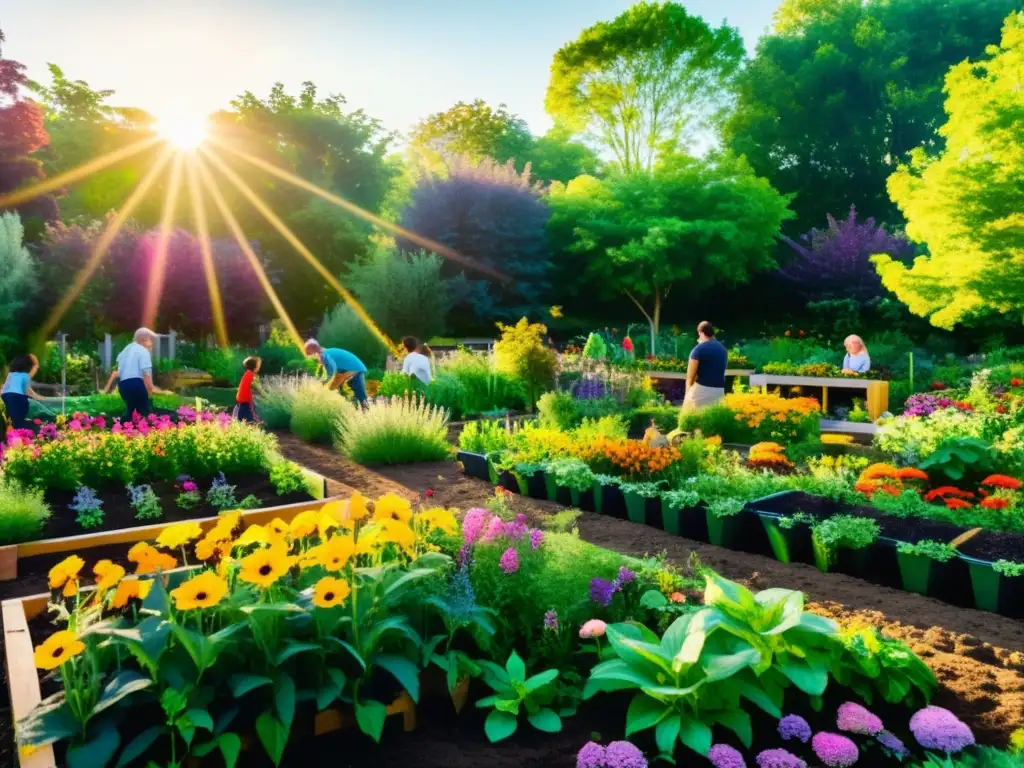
[116,342,153,381]
[2,372,29,396]
[843,352,871,373]
[322,348,367,376]
[689,340,728,388]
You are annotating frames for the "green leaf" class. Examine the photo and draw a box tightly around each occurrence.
[524,668,558,693]
[777,656,829,696]
[255,712,287,767]
[660,614,692,655]
[703,572,755,615]
[494,698,520,714]
[655,714,681,755]
[678,717,712,756]
[354,698,387,742]
[373,654,421,703]
[241,603,304,614]
[702,648,760,682]
[527,708,562,733]
[16,698,79,748]
[218,732,242,768]
[115,725,165,768]
[738,681,782,718]
[797,612,839,635]
[713,709,752,747]
[230,674,273,698]
[383,567,438,599]
[640,589,669,609]
[92,670,153,716]
[185,708,214,733]
[505,651,527,683]
[67,723,120,768]
[484,709,519,742]
[275,674,296,730]
[276,641,321,666]
[626,694,668,736]
[325,637,366,669]
[140,577,169,616]
[672,630,705,671]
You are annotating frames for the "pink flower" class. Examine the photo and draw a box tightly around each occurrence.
[68,420,82,431]
[579,619,607,639]
[499,546,519,574]
[462,508,490,545]
[183,481,198,493]
[530,529,544,550]
[112,422,123,434]
[482,516,505,543]
[837,702,883,735]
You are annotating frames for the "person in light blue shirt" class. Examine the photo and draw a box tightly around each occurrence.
[2,354,48,432]
[102,328,172,418]
[842,335,871,374]
[304,339,368,405]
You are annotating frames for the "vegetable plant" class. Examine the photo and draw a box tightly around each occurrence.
[476,651,562,742]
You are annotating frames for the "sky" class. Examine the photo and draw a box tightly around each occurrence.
[2,0,778,139]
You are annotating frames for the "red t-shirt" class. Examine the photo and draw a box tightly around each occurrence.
[237,370,255,404]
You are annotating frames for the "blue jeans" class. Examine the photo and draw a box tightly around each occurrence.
[349,372,368,405]
[1,393,30,431]
[235,402,255,422]
[118,378,151,419]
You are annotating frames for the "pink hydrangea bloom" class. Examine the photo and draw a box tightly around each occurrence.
[812,733,859,768]
[837,702,883,735]
[499,546,519,574]
[909,706,975,754]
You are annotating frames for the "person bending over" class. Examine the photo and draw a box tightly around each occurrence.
[682,321,728,413]
[103,328,172,419]
[400,336,432,386]
[304,339,368,406]
[2,354,48,431]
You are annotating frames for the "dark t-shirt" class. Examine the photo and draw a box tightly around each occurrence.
[689,340,728,388]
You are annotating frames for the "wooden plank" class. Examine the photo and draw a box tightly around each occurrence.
[820,420,879,435]
[2,599,57,768]
[748,374,884,390]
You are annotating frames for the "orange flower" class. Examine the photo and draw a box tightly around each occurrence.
[924,486,974,502]
[980,496,1010,510]
[981,475,1022,490]
[896,467,929,482]
[860,463,900,481]
[944,498,973,510]
[876,485,902,496]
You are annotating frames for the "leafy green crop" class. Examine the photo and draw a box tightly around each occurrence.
[476,652,562,742]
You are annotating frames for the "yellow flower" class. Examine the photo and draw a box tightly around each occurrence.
[111,579,152,609]
[217,510,243,533]
[317,535,355,571]
[317,505,350,538]
[48,555,84,590]
[34,629,85,670]
[235,524,271,548]
[376,518,416,556]
[268,518,290,538]
[93,560,125,591]
[416,508,458,536]
[131,545,177,575]
[373,493,413,524]
[156,522,203,550]
[289,510,319,539]
[195,535,224,562]
[128,541,155,563]
[239,544,294,588]
[348,493,370,521]
[171,571,229,610]
[312,576,351,608]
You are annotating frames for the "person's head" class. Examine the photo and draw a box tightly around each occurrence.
[303,339,323,358]
[9,355,33,373]
[844,334,867,356]
[133,327,157,350]
[243,356,261,373]
[697,321,715,341]
[402,336,419,354]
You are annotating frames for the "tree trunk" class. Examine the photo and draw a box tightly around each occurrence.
[652,292,662,354]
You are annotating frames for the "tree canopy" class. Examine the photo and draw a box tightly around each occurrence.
[409,99,533,170]
[874,12,1024,329]
[546,1,744,173]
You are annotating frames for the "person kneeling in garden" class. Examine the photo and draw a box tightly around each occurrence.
[682,320,727,412]
[304,338,368,406]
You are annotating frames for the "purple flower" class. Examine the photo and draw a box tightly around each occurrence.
[604,741,647,768]
[909,706,975,754]
[836,702,883,735]
[462,508,490,545]
[616,566,636,586]
[576,741,606,768]
[183,481,198,493]
[543,609,559,632]
[903,393,957,417]
[504,514,528,540]
[499,546,519,574]
[812,733,859,768]
[574,377,607,400]
[876,731,909,757]
[589,577,617,607]
[756,749,807,768]
[482,515,505,543]
[708,744,746,768]
[778,715,812,744]
[530,528,544,550]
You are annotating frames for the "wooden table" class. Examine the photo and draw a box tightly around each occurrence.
[748,374,889,421]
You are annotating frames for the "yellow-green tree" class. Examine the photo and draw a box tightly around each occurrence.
[874,12,1024,328]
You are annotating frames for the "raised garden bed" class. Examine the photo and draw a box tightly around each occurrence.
[748,373,889,422]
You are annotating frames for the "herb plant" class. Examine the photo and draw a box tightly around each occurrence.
[269,461,308,496]
[811,515,880,570]
[896,539,958,562]
[70,485,104,529]
[206,473,237,510]
[127,483,163,521]
[476,651,562,742]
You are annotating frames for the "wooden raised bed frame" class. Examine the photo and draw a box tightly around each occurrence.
[748,374,890,422]
[0,469,329,582]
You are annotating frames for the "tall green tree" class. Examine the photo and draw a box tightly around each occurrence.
[548,153,793,351]
[725,0,1020,229]
[0,211,38,356]
[874,12,1024,329]
[545,1,744,173]
[409,99,533,170]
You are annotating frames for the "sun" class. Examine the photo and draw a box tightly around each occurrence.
[155,114,209,151]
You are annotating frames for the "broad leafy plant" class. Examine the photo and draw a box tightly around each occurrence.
[475,651,562,742]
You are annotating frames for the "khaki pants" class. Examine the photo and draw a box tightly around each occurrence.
[682,382,725,412]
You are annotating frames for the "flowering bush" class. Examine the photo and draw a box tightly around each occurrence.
[570,437,682,480]
[903,392,973,417]
[720,392,820,444]
[747,442,795,474]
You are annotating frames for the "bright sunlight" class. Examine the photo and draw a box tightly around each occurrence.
[155,113,209,150]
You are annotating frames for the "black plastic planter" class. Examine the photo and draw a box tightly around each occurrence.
[457,451,490,481]
[758,513,813,565]
[661,502,708,542]
[487,456,500,486]
[593,482,627,519]
[897,553,972,606]
[623,492,662,528]
[544,474,572,506]
[513,470,547,499]
[570,487,596,512]
[497,470,519,494]
[706,511,745,549]
[963,557,1024,618]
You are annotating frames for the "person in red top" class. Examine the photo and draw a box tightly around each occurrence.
[235,357,261,423]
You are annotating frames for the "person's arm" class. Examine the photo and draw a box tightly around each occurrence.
[102,368,119,394]
[26,385,47,402]
[686,358,699,389]
[27,354,39,379]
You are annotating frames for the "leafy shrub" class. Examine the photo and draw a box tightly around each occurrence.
[812,515,880,570]
[37,341,94,389]
[582,332,608,360]
[458,419,516,454]
[424,373,470,418]
[255,375,304,430]
[378,372,425,399]
[336,395,450,465]
[493,318,556,409]
[436,350,526,415]
[192,346,249,386]
[269,460,309,496]
[255,341,316,376]
[289,381,347,444]
[918,437,996,483]
[0,484,49,544]
[537,391,578,431]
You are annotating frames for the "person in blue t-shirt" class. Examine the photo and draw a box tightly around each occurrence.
[2,354,49,432]
[682,321,728,412]
[304,339,369,405]
[102,328,173,419]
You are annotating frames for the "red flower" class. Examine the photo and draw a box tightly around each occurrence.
[622,337,634,352]
[924,486,974,502]
[929,381,947,391]
[32,418,41,425]
[981,474,1022,490]
[896,467,929,482]
[954,401,973,412]
[997,405,1008,414]
[944,498,973,510]
[1011,378,1023,387]
[981,497,1010,510]
[424,488,434,498]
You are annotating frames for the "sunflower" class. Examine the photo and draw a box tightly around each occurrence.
[93,560,125,591]
[111,578,152,609]
[375,518,416,556]
[48,555,84,590]
[171,571,229,610]
[195,534,228,562]
[416,508,458,536]
[156,522,203,550]
[317,506,350,539]
[349,492,370,521]
[216,511,243,534]
[312,576,351,608]
[268,518,290,538]
[239,545,294,588]
[289,511,319,539]
[34,629,85,670]
[372,493,412,524]
[299,542,326,569]
[317,535,355,571]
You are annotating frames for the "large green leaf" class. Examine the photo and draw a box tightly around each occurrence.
[374,654,421,702]
[366,616,422,649]
[655,713,681,755]
[713,708,752,747]
[703,573,756,616]
[484,709,518,742]
[796,612,839,635]
[678,717,712,756]
[325,637,366,669]
[255,712,288,766]
[276,641,321,666]
[584,659,660,698]
[114,725,165,768]
[477,659,510,690]
[625,694,668,736]
[672,630,705,672]
[275,674,296,730]
[524,668,558,693]
[737,681,781,717]
[607,627,673,676]
[218,732,242,768]
[230,674,274,698]
[92,670,153,716]
[702,647,760,682]
[640,590,669,609]
[505,651,527,683]
[660,613,692,656]
[777,655,829,696]
[383,568,439,599]
[140,577,169,616]
[67,723,120,768]
[527,708,562,733]
[354,698,387,742]
[17,698,79,748]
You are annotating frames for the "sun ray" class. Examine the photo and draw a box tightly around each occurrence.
[142,153,185,329]
[201,146,395,354]
[194,155,305,352]
[33,145,176,350]
[206,138,508,283]
[185,157,229,349]
[0,135,161,210]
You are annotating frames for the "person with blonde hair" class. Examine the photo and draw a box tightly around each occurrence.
[842,335,871,374]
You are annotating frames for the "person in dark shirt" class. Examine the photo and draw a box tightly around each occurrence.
[682,321,728,412]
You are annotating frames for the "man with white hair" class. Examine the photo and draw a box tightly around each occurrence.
[304,338,368,405]
[103,328,172,418]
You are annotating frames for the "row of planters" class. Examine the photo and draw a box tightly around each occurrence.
[458,448,1024,620]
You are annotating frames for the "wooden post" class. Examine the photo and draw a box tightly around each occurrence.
[104,334,113,373]
[168,330,177,362]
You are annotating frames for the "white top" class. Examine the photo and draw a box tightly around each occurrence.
[843,351,871,373]
[402,352,432,385]
[117,342,153,381]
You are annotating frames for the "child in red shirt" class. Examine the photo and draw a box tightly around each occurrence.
[235,356,261,423]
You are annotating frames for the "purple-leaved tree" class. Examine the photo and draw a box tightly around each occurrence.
[779,206,913,301]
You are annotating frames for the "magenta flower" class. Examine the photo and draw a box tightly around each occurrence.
[499,546,519,574]
[482,515,505,543]
[462,508,490,545]
[111,422,123,434]
[708,744,746,768]
[68,419,82,431]
[836,702,883,735]
[576,742,606,768]
[616,566,636,586]
[909,706,975,754]
[504,513,528,540]
[183,481,198,493]
[812,733,859,768]
[543,609,559,632]
[756,749,806,768]
[778,715,812,744]
[530,528,544,549]
[604,741,647,768]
